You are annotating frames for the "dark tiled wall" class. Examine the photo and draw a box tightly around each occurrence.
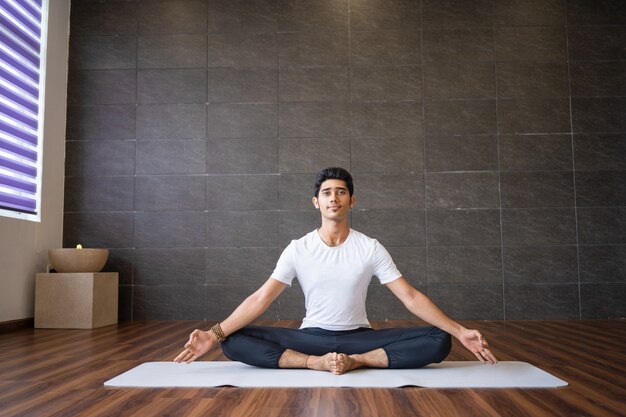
[64,0,626,321]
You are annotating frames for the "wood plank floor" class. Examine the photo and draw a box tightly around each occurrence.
[0,320,624,417]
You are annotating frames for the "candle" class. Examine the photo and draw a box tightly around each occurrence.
[76,244,83,250]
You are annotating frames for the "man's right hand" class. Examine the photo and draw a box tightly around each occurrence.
[173,329,216,363]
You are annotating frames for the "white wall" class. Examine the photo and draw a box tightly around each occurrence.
[0,0,71,322]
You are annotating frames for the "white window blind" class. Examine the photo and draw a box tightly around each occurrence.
[0,0,46,221]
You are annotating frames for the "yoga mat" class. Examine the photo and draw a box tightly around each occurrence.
[104,361,567,388]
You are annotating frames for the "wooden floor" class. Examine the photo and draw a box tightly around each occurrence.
[0,320,624,417]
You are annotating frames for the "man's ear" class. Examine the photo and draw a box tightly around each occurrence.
[312,196,319,209]
[350,196,356,208]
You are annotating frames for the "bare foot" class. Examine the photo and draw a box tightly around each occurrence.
[330,353,361,375]
[306,352,335,372]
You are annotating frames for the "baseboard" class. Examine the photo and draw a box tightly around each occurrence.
[0,317,34,334]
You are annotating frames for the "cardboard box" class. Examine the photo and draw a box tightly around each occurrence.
[35,272,118,329]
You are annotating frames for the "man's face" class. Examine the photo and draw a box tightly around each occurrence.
[312,179,355,220]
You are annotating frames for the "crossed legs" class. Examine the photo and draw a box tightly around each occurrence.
[278,348,388,375]
[221,325,451,374]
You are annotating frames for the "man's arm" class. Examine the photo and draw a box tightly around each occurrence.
[174,277,287,363]
[386,277,497,364]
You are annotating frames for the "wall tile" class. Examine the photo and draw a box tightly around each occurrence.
[279,211,322,246]
[577,207,626,245]
[134,285,205,320]
[206,248,279,285]
[352,210,426,247]
[494,0,565,26]
[498,98,571,134]
[424,99,496,136]
[499,134,572,171]
[118,286,133,321]
[422,29,494,62]
[429,284,504,320]
[426,172,499,209]
[208,0,278,33]
[65,140,135,177]
[505,284,579,319]
[351,102,421,137]
[428,246,502,284]
[576,171,626,207]
[135,176,206,211]
[138,0,207,34]
[279,32,348,67]
[422,0,493,28]
[425,135,498,172]
[134,211,207,248]
[70,0,137,36]
[496,27,567,62]
[367,284,419,320]
[136,104,206,139]
[427,209,501,246]
[568,26,626,61]
[350,66,421,101]
[278,0,348,31]
[207,137,278,174]
[570,62,626,97]
[500,171,575,208]
[64,176,134,212]
[501,208,577,245]
[277,286,306,320]
[574,134,626,171]
[63,212,134,249]
[207,175,278,211]
[68,70,136,105]
[138,69,207,104]
[279,174,318,210]
[350,0,420,31]
[206,285,278,320]
[386,246,426,285]
[69,36,137,70]
[350,31,420,65]
[497,62,569,98]
[579,245,626,283]
[351,137,423,173]
[208,68,278,103]
[208,103,278,139]
[279,138,351,174]
[357,173,424,210]
[208,211,278,248]
[566,0,626,26]
[67,105,136,140]
[423,61,495,99]
[136,140,206,175]
[280,102,349,138]
[208,33,277,67]
[572,98,626,133]
[279,67,349,102]
[104,248,134,286]
[138,34,207,68]
[581,284,626,319]
[134,248,206,285]
[503,245,578,283]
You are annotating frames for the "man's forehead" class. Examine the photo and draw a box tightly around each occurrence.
[320,179,348,190]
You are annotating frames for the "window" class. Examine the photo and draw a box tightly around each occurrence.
[0,0,47,222]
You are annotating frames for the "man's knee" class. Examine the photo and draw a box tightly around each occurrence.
[431,328,452,362]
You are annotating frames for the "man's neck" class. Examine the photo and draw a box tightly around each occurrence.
[317,221,350,247]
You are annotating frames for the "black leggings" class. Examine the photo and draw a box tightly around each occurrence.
[221,325,452,369]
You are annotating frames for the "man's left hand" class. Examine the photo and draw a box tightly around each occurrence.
[458,329,498,364]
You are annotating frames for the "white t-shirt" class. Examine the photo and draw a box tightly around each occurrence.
[271,229,402,331]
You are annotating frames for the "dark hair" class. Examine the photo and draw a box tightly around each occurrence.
[313,167,354,197]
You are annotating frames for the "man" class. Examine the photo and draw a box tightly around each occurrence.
[175,167,497,374]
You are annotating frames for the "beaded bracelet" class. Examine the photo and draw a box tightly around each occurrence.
[211,323,227,342]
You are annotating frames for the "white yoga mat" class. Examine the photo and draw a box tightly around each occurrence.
[104,361,567,388]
